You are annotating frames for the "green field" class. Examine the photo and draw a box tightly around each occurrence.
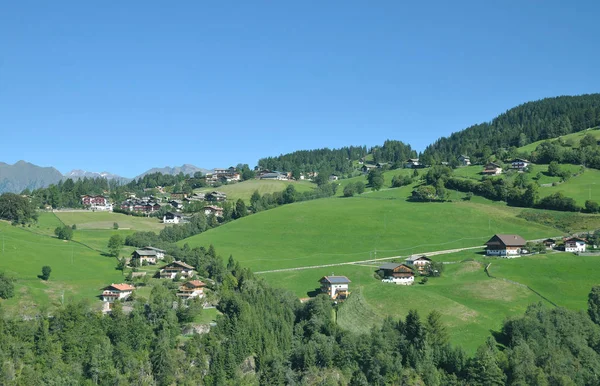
[179,188,559,272]
[538,168,600,205]
[0,221,125,315]
[54,211,165,231]
[260,252,600,353]
[195,179,315,203]
[517,127,600,154]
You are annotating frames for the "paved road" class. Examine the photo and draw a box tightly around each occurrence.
[254,245,484,274]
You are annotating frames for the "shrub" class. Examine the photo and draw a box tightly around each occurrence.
[54,225,73,240]
[585,200,599,213]
[0,272,15,299]
[113,222,119,230]
[40,266,52,281]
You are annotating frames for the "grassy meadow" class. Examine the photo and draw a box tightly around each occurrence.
[54,211,165,231]
[260,251,600,353]
[517,127,600,154]
[194,179,315,203]
[0,220,125,316]
[179,188,559,272]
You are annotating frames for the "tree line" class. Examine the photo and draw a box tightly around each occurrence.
[423,94,600,164]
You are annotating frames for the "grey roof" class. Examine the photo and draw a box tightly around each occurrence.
[134,249,157,256]
[405,256,432,262]
[486,234,526,247]
[320,275,351,284]
[379,263,402,270]
[143,246,166,253]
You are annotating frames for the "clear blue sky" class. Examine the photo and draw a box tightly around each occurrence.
[1,1,599,177]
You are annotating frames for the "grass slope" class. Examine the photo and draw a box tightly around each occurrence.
[179,192,557,272]
[517,127,600,154]
[538,168,600,205]
[0,221,124,316]
[195,179,314,203]
[54,211,165,231]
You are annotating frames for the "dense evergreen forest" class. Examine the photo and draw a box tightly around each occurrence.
[3,242,600,385]
[423,94,600,163]
[258,146,368,176]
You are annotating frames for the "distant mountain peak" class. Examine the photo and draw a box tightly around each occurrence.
[64,169,128,181]
[134,164,211,179]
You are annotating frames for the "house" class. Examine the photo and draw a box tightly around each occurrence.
[405,159,421,169]
[185,192,206,202]
[329,175,339,181]
[376,162,388,169]
[404,256,432,273]
[260,172,288,180]
[458,155,471,166]
[205,191,227,202]
[482,162,502,176]
[177,280,206,300]
[378,263,415,285]
[101,283,135,303]
[510,158,530,171]
[319,276,350,299]
[485,234,527,257]
[163,212,183,224]
[543,238,556,249]
[159,261,195,279]
[203,205,223,217]
[170,192,188,200]
[168,200,184,210]
[120,199,160,213]
[361,164,377,174]
[81,195,113,211]
[564,237,587,253]
[131,249,158,265]
[141,246,165,259]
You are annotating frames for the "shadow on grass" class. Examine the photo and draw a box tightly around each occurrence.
[306,289,321,298]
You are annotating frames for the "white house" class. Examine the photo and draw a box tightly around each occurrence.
[482,163,503,176]
[510,158,530,170]
[203,205,223,217]
[159,261,196,279]
[485,234,527,257]
[101,283,135,303]
[177,280,206,300]
[131,249,158,265]
[564,237,587,253]
[163,212,183,224]
[405,158,421,169]
[329,175,339,181]
[142,246,165,260]
[458,155,471,166]
[319,276,350,299]
[379,263,415,285]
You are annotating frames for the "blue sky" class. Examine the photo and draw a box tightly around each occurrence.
[1,1,599,177]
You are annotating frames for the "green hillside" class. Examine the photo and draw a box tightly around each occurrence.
[179,191,558,272]
[0,221,125,315]
[518,127,600,154]
[194,179,314,203]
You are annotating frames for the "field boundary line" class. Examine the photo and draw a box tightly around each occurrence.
[485,262,558,307]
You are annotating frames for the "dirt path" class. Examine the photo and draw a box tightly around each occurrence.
[254,245,484,274]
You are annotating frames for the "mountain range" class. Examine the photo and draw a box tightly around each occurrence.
[0,162,212,194]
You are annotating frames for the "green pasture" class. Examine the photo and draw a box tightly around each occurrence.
[517,127,600,154]
[179,194,558,272]
[194,179,314,203]
[0,221,124,316]
[261,251,600,353]
[538,168,600,206]
[54,211,165,231]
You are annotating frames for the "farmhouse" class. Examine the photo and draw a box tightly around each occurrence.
[319,276,350,300]
[159,261,195,279]
[120,199,161,213]
[510,158,530,171]
[141,246,165,259]
[168,200,184,210]
[482,162,502,175]
[404,256,432,272]
[543,238,556,249]
[177,280,206,300]
[101,283,135,303]
[131,249,158,265]
[485,234,526,257]
[184,193,206,202]
[405,158,421,169]
[458,155,471,166]
[260,172,288,180]
[203,205,223,217]
[361,164,376,174]
[170,192,188,200]
[163,211,184,224]
[205,191,227,202]
[379,263,415,285]
[564,237,587,253]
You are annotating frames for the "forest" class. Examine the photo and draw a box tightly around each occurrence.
[2,240,600,385]
[423,94,600,163]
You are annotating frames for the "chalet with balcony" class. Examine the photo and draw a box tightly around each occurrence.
[205,191,227,202]
[101,283,135,303]
[405,158,421,169]
[482,162,502,176]
[485,234,526,257]
[404,256,432,273]
[458,155,471,166]
[203,205,223,217]
[159,261,195,279]
[564,237,587,253]
[319,276,350,300]
[177,280,206,300]
[163,212,184,224]
[131,249,159,265]
[141,246,165,259]
[510,158,530,171]
[378,263,415,285]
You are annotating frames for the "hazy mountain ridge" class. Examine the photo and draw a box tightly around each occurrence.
[0,161,64,193]
[133,164,212,179]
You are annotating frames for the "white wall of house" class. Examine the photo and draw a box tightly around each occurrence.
[329,284,348,299]
[389,276,414,285]
[486,248,521,257]
[163,216,181,224]
[566,242,586,252]
[102,290,132,303]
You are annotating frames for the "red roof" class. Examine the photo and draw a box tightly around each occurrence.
[186,280,205,288]
[103,283,135,291]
